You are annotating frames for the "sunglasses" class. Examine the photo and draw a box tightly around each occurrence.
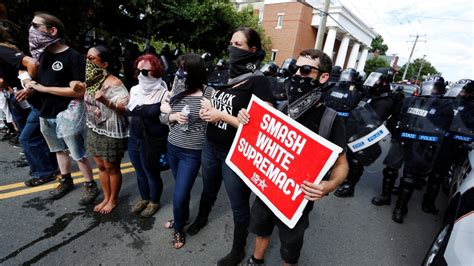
[289,64,322,76]
[29,22,47,29]
[139,69,151,76]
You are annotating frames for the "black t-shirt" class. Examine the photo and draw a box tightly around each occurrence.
[205,75,274,150]
[296,104,347,153]
[0,46,24,88]
[32,48,85,118]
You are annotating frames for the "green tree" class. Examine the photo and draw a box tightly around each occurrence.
[370,35,388,55]
[364,57,390,75]
[3,0,270,59]
[394,57,438,82]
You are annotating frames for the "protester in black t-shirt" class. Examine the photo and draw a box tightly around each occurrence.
[20,12,98,203]
[237,49,349,265]
[189,27,273,265]
[0,26,59,184]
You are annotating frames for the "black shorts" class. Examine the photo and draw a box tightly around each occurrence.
[249,197,311,264]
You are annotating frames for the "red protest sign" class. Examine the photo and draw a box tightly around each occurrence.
[226,95,342,228]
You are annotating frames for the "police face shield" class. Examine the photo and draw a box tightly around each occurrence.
[339,69,358,83]
[363,72,382,87]
[444,83,464,97]
[420,81,435,96]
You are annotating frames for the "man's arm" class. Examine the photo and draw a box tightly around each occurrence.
[27,80,85,98]
[21,56,39,80]
[301,152,349,201]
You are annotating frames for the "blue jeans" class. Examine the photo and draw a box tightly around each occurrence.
[9,94,29,132]
[128,134,163,203]
[167,142,202,232]
[200,139,251,226]
[19,108,58,178]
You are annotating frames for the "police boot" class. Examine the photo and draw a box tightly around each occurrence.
[422,173,441,214]
[392,180,414,224]
[372,167,398,206]
[188,198,213,236]
[217,223,248,266]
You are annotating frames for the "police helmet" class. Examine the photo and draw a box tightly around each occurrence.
[278,58,297,77]
[444,79,472,98]
[328,65,342,85]
[363,67,394,93]
[260,62,279,76]
[216,58,226,68]
[201,52,211,62]
[420,76,446,96]
[339,68,359,84]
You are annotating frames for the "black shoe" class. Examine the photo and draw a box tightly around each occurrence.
[422,197,439,214]
[243,256,265,265]
[187,217,208,236]
[371,195,391,206]
[15,158,29,168]
[392,208,407,224]
[217,249,245,266]
[334,183,354,198]
[49,178,74,200]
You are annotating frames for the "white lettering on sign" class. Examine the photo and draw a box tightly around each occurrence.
[407,107,428,117]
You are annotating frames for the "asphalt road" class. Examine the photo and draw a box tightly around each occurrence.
[0,134,447,265]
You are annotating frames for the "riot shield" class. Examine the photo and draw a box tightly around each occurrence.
[345,101,390,165]
[398,96,454,173]
[448,99,474,143]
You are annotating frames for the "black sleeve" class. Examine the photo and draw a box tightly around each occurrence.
[330,116,347,152]
[70,51,85,82]
[140,103,162,118]
[251,76,275,105]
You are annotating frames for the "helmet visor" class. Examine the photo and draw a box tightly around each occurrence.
[363,72,382,87]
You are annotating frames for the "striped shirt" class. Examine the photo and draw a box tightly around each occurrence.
[167,95,207,150]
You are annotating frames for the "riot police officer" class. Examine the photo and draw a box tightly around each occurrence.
[391,76,454,223]
[207,58,229,89]
[334,68,396,197]
[422,79,473,214]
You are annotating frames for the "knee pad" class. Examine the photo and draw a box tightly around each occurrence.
[400,176,417,187]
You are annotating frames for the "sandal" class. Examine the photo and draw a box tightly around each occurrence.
[172,230,185,249]
[164,219,191,229]
[24,175,57,187]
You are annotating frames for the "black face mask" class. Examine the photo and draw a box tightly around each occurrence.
[227,45,263,78]
[284,75,322,104]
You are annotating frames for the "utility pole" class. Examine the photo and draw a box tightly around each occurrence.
[314,0,330,50]
[415,55,427,84]
[402,34,426,81]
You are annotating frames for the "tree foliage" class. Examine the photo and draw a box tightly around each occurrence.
[2,0,269,59]
[394,57,439,82]
[369,35,388,55]
[364,57,390,75]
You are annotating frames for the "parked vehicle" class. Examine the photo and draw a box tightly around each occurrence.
[423,147,474,265]
[390,83,420,97]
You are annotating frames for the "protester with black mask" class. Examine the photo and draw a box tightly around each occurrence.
[237,49,348,265]
[190,27,274,265]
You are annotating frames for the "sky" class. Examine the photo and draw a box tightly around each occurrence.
[331,0,473,82]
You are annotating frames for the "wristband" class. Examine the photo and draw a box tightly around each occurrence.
[18,72,32,81]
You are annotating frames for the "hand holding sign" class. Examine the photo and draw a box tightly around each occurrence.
[226,96,342,228]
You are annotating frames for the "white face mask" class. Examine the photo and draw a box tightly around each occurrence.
[137,72,159,84]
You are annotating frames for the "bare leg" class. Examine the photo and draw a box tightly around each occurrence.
[77,157,94,182]
[100,160,122,214]
[253,236,270,260]
[56,151,71,175]
[93,156,109,212]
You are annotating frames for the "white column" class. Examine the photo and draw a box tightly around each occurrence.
[356,46,370,73]
[322,27,337,59]
[346,42,360,69]
[334,34,350,67]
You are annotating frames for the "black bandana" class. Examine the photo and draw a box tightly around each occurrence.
[283,75,323,119]
[227,45,264,78]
